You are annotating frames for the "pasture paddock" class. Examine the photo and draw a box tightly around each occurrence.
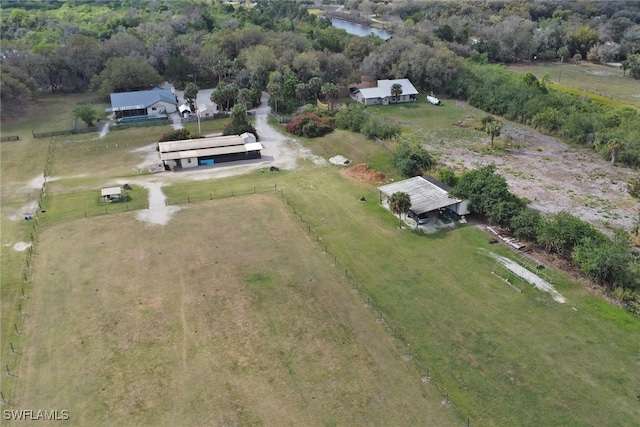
[14,194,455,426]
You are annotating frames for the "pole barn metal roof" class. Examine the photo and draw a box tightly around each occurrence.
[378,176,462,215]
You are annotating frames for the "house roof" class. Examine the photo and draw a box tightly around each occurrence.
[158,133,256,153]
[355,79,419,99]
[101,187,122,196]
[108,88,177,112]
[159,143,264,160]
[158,133,261,161]
[422,175,452,192]
[378,176,462,215]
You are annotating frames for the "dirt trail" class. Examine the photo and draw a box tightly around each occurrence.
[431,116,639,232]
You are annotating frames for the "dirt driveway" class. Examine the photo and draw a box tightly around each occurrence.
[430,116,639,232]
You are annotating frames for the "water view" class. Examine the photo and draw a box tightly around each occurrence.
[330,18,392,40]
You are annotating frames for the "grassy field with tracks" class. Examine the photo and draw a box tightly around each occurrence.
[1,92,639,426]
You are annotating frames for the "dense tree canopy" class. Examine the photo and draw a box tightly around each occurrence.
[91,57,163,97]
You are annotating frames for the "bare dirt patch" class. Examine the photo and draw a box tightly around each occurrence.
[342,163,387,183]
[429,120,640,232]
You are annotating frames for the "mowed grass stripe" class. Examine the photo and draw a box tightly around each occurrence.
[16,194,455,426]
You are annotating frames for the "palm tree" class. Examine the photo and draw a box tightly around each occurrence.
[390,83,403,103]
[606,138,623,166]
[389,192,411,228]
[485,120,502,147]
[184,82,199,112]
[557,46,570,83]
[295,83,309,106]
[308,77,323,100]
[321,82,339,103]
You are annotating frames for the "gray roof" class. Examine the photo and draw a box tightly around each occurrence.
[378,176,462,215]
[158,133,262,161]
[108,88,177,111]
[356,79,419,99]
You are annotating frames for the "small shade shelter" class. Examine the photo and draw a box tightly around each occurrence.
[101,186,123,202]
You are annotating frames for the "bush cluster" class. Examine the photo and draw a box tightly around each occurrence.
[284,112,334,138]
[334,102,401,140]
[159,128,196,142]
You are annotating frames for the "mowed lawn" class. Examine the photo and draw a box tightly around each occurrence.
[15,194,455,426]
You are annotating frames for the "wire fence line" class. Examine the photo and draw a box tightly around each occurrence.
[275,189,468,423]
[2,139,56,406]
[5,179,471,423]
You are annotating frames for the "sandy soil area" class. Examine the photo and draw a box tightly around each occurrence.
[429,112,639,232]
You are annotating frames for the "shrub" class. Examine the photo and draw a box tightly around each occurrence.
[361,116,401,140]
[536,211,604,257]
[510,208,542,242]
[628,175,640,199]
[572,231,638,291]
[451,164,525,226]
[334,103,369,133]
[435,168,459,187]
[159,128,195,142]
[284,113,334,137]
[223,103,258,138]
[391,140,434,178]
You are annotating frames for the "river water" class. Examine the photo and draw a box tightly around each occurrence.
[330,18,392,40]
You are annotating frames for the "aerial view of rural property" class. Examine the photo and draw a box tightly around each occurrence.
[2,0,640,425]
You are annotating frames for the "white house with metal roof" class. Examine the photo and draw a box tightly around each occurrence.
[378,176,470,224]
[352,79,419,106]
[106,88,178,120]
[158,133,263,170]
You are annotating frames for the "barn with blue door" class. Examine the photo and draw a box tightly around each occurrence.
[158,133,263,170]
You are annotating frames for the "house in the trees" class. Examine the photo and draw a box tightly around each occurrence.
[351,79,419,106]
[158,133,263,170]
[106,88,178,121]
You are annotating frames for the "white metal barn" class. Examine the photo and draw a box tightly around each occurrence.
[158,133,263,170]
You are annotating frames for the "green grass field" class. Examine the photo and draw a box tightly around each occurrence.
[508,61,640,110]
[2,90,639,426]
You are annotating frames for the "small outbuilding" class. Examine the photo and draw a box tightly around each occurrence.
[178,103,192,118]
[101,186,123,202]
[197,103,216,118]
[378,176,470,224]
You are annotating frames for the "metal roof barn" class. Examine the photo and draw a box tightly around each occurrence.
[378,176,464,215]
